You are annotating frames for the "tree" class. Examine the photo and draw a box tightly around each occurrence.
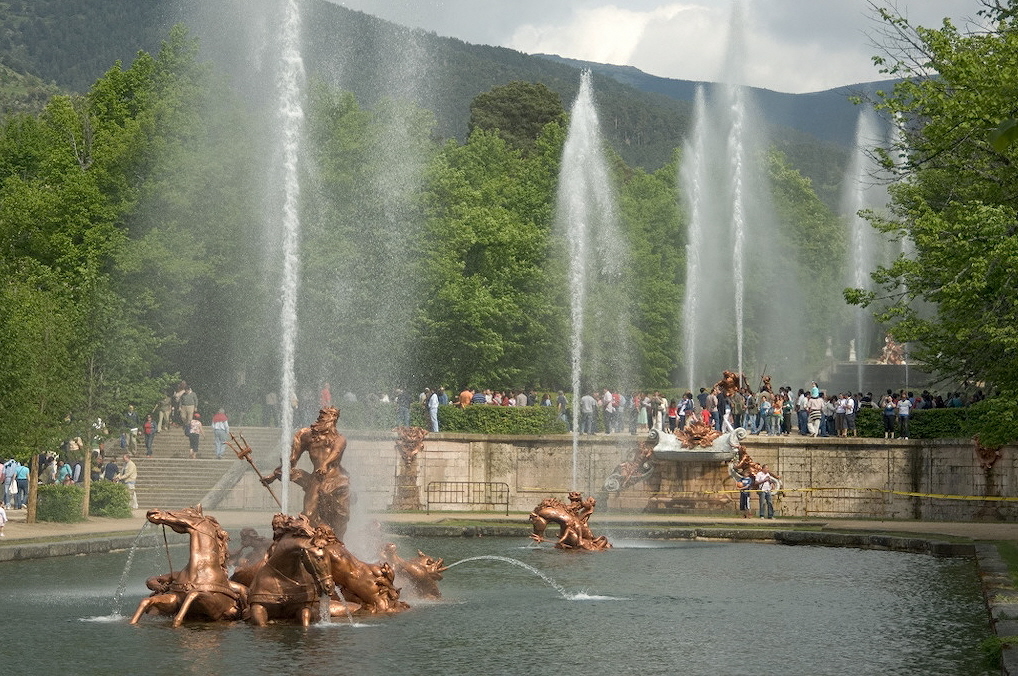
[848,2,1018,441]
[418,123,564,389]
[468,81,566,156]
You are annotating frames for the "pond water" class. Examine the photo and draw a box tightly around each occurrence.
[0,535,992,675]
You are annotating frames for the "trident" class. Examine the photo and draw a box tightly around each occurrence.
[228,433,282,508]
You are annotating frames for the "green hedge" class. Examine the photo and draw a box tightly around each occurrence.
[36,484,86,523]
[89,481,133,518]
[855,406,978,439]
[35,482,133,522]
[424,404,568,435]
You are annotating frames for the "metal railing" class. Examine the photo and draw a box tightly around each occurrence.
[426,481,510,515]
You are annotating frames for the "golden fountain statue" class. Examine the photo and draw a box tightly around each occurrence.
[529,491,611,550]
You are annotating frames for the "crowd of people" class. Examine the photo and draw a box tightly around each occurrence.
[395,381,984,440]
[0,451,138,511]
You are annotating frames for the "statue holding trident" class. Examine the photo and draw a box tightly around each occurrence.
[261,407,351,541]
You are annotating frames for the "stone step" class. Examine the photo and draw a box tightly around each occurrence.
[128,426,285,459]
[129,458,243,509]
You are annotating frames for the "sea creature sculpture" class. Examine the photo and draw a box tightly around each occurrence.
[529,491,611,551]
[380,543,447,599]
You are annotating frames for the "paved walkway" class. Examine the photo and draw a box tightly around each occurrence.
[3,506,1018,543]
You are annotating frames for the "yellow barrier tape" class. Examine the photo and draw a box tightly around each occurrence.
[651,487,1018,502]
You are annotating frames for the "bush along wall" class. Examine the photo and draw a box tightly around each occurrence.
[35,482,133,522]
[36,484,86,522]
[89,481,132,518]
[410,405,568,435]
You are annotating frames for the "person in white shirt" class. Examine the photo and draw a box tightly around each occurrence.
[754,464,780,519]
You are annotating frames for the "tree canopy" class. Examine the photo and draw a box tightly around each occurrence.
[848,1,1018,442]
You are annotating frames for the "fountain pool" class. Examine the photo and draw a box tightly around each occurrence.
[1,535,991,675]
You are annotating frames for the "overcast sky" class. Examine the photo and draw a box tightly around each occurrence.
[327,0,985,93]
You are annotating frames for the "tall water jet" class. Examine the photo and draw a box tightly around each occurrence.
[277,0,305,513]
[556,70,627,488]
[844,109,877,391]
[842,108,897,391]
[680,87,708,390]
[680,1,808,389]
[725,82,748,378]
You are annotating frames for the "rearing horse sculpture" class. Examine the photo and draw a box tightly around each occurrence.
[130,505,246,627]
[246,513,335,626]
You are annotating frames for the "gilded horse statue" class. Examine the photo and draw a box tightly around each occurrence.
[246,513,336,626]
[529,492,611,551]
[130,505,246,627]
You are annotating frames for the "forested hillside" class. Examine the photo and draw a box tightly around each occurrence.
[0,0,850,199]
[0,0,168,91]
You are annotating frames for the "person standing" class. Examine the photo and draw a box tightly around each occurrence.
[395,388,412,427]
[796,388,809,435]
[115,453,139,509]
[123,404,140,453]
[0,502,6,536]
[556,391,571,431]
[844,394,857,437]
[426,388,440,433]
[879,390,897,439]
[103,456,120,481]
[179,386,198,429]
[211,409,230,459]
[14,462,30,509]
[3,458,18,508]
[601,389,615,434]
[580,391,597,434]
[155,393,172,433]
[897,393,913,439]
[143,414,156,456]
[755,464,779,519]
[187,413,203,459]
[731,390,746,429]
[736,473,754,518]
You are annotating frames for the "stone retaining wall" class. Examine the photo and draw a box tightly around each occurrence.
[211,431,1017,521]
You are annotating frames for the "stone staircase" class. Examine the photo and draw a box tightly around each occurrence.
[132,426,285,509]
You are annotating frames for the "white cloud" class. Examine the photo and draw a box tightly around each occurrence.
[331,0,983,93]
[508,4,697,67]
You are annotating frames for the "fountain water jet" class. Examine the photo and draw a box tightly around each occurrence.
[679,2,809,389]
[276,0,305,513]
[110,521,151,617]
[445,555,570,599]
[556,71,630,488]
[680,87,708,389]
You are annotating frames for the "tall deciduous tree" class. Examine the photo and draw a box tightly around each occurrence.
[468,81,567,157]
[848,2,1018,440]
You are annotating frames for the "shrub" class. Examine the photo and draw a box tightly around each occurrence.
[855,408,883,437]
[89,481,132,518]
[36,484,86,523]
[435,404,567,435]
